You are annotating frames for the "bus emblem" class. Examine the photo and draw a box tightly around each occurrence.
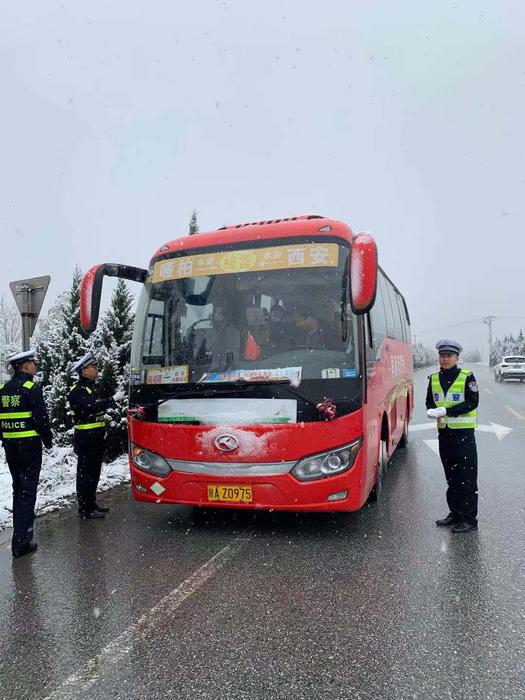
[214,434,239,452]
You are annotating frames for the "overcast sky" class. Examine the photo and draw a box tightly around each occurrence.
[1,1,524,359]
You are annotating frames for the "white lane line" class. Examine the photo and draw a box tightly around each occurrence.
[484,388,493,395]
[43,535,251,699]
[504,405,525,421]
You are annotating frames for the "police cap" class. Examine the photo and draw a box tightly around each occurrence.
[435,338,463,355]
[7,349,38,368]
[71,351,99,374]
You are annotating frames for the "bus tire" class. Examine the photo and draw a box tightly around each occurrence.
[368,440,388,503]
[399,410,409,449]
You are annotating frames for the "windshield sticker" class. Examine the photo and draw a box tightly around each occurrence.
[152,243,339,282]
[158,398,297,425]
[321,368,341,379]
[342,368,358,378]
[198,367,302,384]
[146,365,189,385]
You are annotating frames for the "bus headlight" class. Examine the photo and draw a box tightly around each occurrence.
[131,444,172,477]
[291,438,362,482]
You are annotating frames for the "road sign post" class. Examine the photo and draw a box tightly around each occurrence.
[9,276,51,350]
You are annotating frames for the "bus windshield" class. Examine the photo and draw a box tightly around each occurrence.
[130,240,361,413]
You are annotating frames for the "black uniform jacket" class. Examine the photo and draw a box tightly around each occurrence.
[0,371,53,448]
[68,377,113,430]
[425,366,479,435]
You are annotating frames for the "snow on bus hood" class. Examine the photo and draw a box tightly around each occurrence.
[198,426,275,459]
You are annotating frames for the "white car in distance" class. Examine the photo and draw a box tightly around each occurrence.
[494,356,525,382]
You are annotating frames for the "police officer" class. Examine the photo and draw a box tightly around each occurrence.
[0,350,53,558]
[426,339,479,533]
[68,352,124,519]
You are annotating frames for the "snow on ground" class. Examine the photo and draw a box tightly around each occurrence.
[0,447,130,531]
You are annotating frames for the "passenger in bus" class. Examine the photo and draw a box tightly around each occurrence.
[267,303,288,354]
[195,305,241,370]
[291,305,334,349]
[245,305,270,358]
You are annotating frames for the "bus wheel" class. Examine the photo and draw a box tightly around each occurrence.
[369,440,388,503]
[399,418,409,448]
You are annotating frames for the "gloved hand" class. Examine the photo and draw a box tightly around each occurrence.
[112,390,126,402]
[427,407,447,419]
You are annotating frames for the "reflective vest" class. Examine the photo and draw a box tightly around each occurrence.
[431,369,477,429]
[0,380,39,439]
[70,384,106,431]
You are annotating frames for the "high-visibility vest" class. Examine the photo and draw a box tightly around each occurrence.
[70,384,106,431]
[0,380,39,439]
[431,369,477,429]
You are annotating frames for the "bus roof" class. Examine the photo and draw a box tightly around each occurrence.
[151,215,354,260]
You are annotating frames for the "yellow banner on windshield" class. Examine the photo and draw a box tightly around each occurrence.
[152,243,339,282]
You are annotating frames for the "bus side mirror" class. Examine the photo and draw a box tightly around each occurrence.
[81,263,147,334]
[350,232,378,315]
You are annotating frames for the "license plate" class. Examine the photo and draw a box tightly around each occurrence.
[207,484,253,503]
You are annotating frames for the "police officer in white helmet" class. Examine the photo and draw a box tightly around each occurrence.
[426,339,479,533]
[0,350,53,557]
[68,352,124,519]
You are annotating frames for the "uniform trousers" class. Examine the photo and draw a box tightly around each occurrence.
[75,431,105,515]
[4,440,42,554]
[438,430,478,524]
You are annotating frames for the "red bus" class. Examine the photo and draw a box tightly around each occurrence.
[81,215,413,511]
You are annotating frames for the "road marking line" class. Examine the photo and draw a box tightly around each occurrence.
[504,405,525,421]
[43,534,251,699]
[484,388,493,395]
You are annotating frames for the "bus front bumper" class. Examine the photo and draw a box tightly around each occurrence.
[129,455,367,512]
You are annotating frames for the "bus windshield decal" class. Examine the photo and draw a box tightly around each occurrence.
[158,398,298,425]
[198,367,302,384]
[152,243,339,283]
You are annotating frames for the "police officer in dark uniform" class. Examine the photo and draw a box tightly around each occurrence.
[426,339,479,533]
[68,352,123,519]
[0,350,53,558]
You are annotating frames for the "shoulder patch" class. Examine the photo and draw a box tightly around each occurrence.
[468,381,478,392]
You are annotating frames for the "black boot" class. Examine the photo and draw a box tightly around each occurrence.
[94,503,110,513]
[452,521,478,534]
[13,542,38,558]
[80,511,105,520]
[436,513,459,527]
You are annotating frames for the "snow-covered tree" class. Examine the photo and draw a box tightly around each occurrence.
[0,295,21,379]
[412,342,436,369]
[189,209,199,235]
[96,279,134,459]
[491,332,525,365]
[34,267,89,443]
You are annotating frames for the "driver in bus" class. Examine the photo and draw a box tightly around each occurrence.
[197,304,241,370]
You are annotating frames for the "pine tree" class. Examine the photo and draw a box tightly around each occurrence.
[35,267,89,444]
[97,279,135,459]
[189,209,199,235]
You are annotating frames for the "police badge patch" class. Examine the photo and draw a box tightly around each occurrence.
[468,381,478,392]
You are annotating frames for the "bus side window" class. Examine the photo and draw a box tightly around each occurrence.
[394,292,408,342]
[379,275,396,340]
[370,276,388,355]
[391,290,404,341]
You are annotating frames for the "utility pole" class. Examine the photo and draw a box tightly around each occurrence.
[483,315,494,365]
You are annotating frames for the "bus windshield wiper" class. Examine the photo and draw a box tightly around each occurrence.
[133,380,332,419]
[196,379,325,415]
